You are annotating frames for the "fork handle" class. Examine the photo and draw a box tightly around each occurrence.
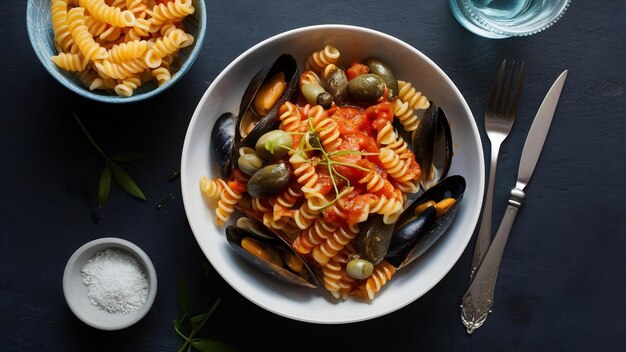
[460,186,524,334]
[469,142,501,280]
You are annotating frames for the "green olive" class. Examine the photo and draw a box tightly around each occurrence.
[247,163,290,198]
[255,130,293,161]
[237,153,264,175]
[346,259,374,280]
[301,84,326,106]
[348,74,385,103]
[316,92,333,109]
[365,58,398,99]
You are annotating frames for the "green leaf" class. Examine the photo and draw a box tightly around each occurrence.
[110,163,146,200]
[110,150,151,163]
[190,339,239,352]
[98,164,112,208]
[177,277,191,315]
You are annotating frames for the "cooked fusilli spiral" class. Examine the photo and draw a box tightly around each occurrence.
[216,180,243,226]
[278,102,301,133]
[307,45,340,73]
[393,99,419,132]
[309,105,342,152]
[369,195,403,224]
[378,147,412,182]
[275,184,302,209]
[293,202,320,230]
[352,260,396,300]
[376,122,396,145]
[311,224,359,265]
[293,162,322,201]
[293,219,337,255]
[322,257,355,300]
[397,80,430,111]
[200,176,224,200]
[251,197,272,213]
[358,172,394,195]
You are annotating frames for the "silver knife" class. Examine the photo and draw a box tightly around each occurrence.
[460,70,568,334]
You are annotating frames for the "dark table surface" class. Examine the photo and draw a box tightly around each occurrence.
[2,0,625,351]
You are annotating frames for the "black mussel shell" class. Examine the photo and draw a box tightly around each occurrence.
[211,112,236,178]
[386,206,437,267]
[387,175,466,269]
[226,224,320,288]
[398,200,462,268]
[397,175,466,227]
[413,103,453,190]
[356,215,395,265]
[238,54,299,148]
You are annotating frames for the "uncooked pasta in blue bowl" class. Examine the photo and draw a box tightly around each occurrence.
[26,0,206,103]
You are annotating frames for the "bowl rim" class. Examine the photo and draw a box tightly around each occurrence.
[181,24,485,324]
[25,0,207,103]
[62,237,158,330]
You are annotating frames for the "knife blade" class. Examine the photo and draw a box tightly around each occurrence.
[517,69,568,188]
[460,70,568,334]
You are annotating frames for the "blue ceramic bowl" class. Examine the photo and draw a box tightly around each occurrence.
[26,0,206,103]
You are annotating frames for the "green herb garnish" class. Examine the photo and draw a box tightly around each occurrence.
[173,278,239,352]
[287,114,379,208]
[73,113,149,207]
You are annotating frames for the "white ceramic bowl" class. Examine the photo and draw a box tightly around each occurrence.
[63,237,157,330]
[181,25,484,324]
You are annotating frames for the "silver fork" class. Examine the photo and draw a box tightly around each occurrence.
[469,59,526,280]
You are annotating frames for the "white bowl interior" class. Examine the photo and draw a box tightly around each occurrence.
[181,25,484,324]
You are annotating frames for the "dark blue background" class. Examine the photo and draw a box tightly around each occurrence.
[2,0,625,351]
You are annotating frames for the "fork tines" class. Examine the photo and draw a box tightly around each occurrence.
[489,59,526,119]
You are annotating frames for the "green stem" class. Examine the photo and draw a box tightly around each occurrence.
[178,298,221,352]
[73,113,110,161]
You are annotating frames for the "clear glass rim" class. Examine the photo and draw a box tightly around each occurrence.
[452,0,571,37]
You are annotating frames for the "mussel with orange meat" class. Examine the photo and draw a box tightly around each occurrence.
[356,175,466,269]
[211,54,299,178]
[225,217,321,288]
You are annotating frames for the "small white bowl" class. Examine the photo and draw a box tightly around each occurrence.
[63,237,157,330]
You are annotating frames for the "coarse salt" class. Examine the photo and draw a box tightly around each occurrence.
[81,248,149,314]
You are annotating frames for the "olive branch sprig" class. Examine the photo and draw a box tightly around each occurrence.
[73,113,149,207]
[174,278,239,352]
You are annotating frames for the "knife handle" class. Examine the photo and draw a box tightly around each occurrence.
[460,185,525,334]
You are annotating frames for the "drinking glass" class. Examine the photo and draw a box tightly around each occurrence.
[449,0,571,39]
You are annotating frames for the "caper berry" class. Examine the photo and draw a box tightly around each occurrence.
[346,259,374,280]
[316,92,333,109]
[301,84,326,106]
[255,130,293,161]
[237,153,264,175]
